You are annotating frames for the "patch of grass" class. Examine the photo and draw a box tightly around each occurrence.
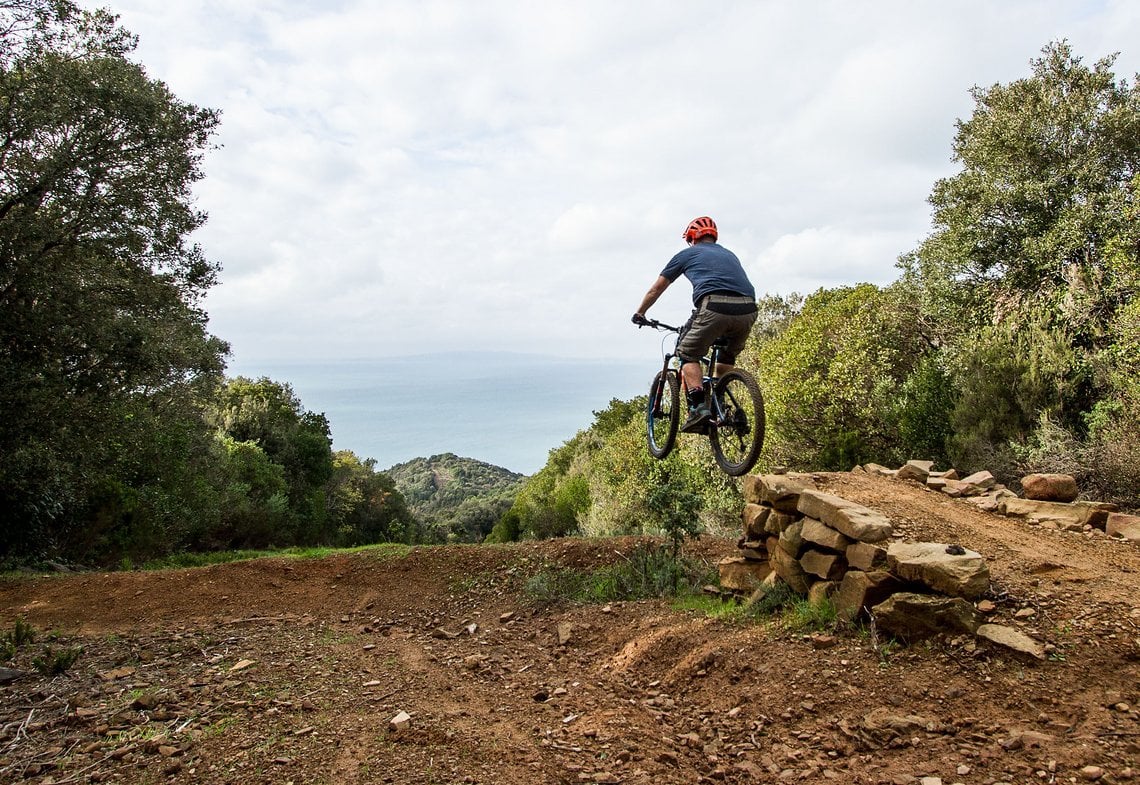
[740,580,800,620]
[139,542,413,571]
[671,593,748,621]
[781,598,838,632]
[31,644,83,676]
[2,617,37,661]
[523,544,713,605]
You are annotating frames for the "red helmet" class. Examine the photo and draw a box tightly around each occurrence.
[683,216,718,244]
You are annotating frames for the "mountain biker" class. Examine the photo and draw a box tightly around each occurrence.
[632,216,758,433]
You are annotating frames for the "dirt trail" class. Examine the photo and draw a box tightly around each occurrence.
[2,472,1139,784]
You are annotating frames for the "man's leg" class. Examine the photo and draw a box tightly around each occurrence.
[680,360,711,433]
[681,361,703,396]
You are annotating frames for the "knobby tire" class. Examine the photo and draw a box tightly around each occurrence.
[646,369,680,459]
[708,369,765,476]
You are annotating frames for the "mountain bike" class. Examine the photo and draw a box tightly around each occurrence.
[634,316,765,476]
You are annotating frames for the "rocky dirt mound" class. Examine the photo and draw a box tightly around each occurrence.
[1,473,1139,784]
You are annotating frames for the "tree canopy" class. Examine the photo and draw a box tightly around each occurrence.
[0,3,418,565]
[900,41,1139,484]
[0,0,226,559]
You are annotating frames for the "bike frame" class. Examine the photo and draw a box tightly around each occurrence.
[637,313,765,475]
[648,320,731,425]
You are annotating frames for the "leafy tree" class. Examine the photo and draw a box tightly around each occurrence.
[213,437,290,549]
[0,1,226,561]
[210,377,334,543]
[646,474,702,559]
[900,41,1140,480]
[903,42,1139,315]
[327,450,416,546]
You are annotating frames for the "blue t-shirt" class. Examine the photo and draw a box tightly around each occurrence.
[660,242,755,305]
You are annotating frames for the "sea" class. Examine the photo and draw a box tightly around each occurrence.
[227,353,655,475]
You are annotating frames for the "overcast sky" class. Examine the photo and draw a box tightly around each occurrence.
[80,1,1140,370]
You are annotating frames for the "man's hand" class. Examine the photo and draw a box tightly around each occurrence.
[631,313,650,326]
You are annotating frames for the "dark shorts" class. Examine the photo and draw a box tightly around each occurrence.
[676,294,759,365]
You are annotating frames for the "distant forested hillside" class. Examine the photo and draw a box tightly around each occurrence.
[384,454,526,542]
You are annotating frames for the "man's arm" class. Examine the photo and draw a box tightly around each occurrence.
[633,275,672,320]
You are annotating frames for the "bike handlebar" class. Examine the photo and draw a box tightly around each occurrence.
[631,314,680,332]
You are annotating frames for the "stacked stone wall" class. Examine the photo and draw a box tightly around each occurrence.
[719,471,1046,658]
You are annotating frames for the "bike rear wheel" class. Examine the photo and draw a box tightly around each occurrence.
[708,369,765,476]
[646,369,680,459]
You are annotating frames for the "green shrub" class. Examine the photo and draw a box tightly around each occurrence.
[32,645,83,676]
[1,617,36,660]
[523,544,712,605]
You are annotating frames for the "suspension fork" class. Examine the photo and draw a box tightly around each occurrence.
[653,353,677,414]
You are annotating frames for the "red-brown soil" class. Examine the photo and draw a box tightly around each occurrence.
[2,471,1139,784]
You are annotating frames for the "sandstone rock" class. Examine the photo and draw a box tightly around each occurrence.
[942,470,997,497]
[557,623,575,646]
[769,542,812,594]
[0,667,27,685]
[1000,498,1118,530]
[834,570,902,622]
[871,592,982,640]
[742,504,771,538]
[389,710,413,731]
[1001,729,1053,750]
[778,519,804,557]
[863,463,897,477]
[964,488,1017,512]
[860,708,943,741]
[1107,512,1140,543]
[800,517,853,552]
[718,556,773,594]
[976,623,1046,660]
[926,477,948,491]
[808,631,838,648]
[736,538,767,561]
[744,474,816,512]
[744,571,782,608]
[960,470,996,489]
[797,490,893,543]
[939,479,970,497]
[929,469,959,480]
[886,542,990,599]
[800,549,845,581]
[807,581,836,607]
[1021,473,1079,502]
[741,474,765,504]
[846,542,888,571]
[764,510,800,536]
[896,460,933,483]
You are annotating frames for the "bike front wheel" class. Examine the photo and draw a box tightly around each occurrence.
[708,370,765,476]
[646,369,680,459]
